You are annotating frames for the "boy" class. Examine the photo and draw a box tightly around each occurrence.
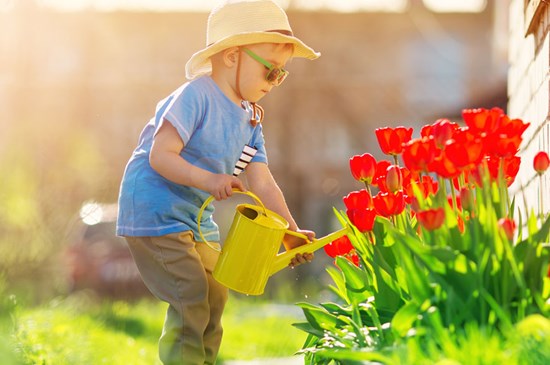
[116,0,320,364]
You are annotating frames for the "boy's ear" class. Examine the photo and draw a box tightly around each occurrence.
[223,47,240,66]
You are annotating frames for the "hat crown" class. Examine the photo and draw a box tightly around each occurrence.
[207,0,292,46]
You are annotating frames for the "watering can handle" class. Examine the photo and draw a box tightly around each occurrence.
[197,190,266,252]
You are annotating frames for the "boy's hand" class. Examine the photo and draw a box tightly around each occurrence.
[207,174,245,200]
[284,229,316,268]
[283,229,315,250]
[289,252,314,268]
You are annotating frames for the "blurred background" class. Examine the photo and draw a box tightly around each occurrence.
[0,0,509,302]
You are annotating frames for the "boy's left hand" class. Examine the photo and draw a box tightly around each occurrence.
[289,252,314,268]
[284,229,316,268]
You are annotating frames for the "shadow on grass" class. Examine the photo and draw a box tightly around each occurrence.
[97,312,149,338]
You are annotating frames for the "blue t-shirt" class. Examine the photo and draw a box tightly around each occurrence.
[116,76,268,241]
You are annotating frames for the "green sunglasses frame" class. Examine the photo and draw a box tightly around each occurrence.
[242,48,289,85]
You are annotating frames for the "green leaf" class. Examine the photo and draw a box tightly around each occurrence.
[391,301,421,337]
[320,302,353,317]
[296,302,346,333]
[336,256,373,304]
[314,348,397,365]
[393,238,433,301]
[373,216,396,247]
[292,322,325,338]
[326,265,349,303]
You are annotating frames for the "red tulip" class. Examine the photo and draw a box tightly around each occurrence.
[427,119,459,147]
[462,107,504,135]
[375,127,413,156]
[343,189,373,210]
[347,253,360,267]
[430,150,461,179]
[495,115,530,138]
[347,208,377,232]
[421,175,439,196]
[486,155,521,187]
[480,115,529,158]
[417,208,446,231]
[350,153,377,184]
[402,137,438,173]
[485,133,523,158]
[372,160,392,189]
[444,129,484,170]
[503,156,521,186]
[404,175,439,202]
[324,235,354,258]
[373,191,406,217]
[534,151,550,174]
[498,218,516,241]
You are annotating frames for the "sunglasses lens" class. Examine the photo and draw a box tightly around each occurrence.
[266,69,279,83]
[266,68,287,85]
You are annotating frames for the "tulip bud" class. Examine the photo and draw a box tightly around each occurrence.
[533,151,550,175]
[459,188,474,211]
[498,218,516,241]
[386,165,403,193]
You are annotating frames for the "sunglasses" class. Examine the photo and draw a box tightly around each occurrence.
[242,48,289,86]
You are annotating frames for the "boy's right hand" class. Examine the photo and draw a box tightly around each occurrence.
[207,174,245,200]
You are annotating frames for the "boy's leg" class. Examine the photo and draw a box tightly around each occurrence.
[195,242,228,364]
[125,232,227,365]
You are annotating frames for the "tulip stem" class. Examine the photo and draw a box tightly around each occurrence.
[539,174,544,221]
[498,157,508,217]
[450,184,458,214]
[364,182,372,196]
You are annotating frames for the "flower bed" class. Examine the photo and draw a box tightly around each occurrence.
[295,108,550,364]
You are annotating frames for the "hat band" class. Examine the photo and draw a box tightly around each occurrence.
[207,29,294,47]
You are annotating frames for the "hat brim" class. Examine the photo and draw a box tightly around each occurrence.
[185,32,320,80]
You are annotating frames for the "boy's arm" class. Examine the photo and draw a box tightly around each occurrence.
[149,120,245,200]
[245,162,315,250]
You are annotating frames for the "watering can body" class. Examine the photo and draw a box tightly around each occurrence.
[198,191,350,295]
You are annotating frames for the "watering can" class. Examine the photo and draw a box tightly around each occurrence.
[197,190,350,295]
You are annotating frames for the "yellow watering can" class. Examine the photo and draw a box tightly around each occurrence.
[197,190,350,295]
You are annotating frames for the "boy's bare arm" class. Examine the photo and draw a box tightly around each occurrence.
[149,120,245,200]
[245,162,315,248]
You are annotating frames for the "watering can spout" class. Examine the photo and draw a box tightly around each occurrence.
[270,226,351,275]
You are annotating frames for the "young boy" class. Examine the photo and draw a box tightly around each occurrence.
[116,0,320,363]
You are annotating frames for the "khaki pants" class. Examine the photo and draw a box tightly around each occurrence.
[125,232,228,365]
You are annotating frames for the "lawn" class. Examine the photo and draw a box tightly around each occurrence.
[4,291,307,364]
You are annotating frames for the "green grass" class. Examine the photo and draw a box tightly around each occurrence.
[4,291,550,365]
[5,292,306,365]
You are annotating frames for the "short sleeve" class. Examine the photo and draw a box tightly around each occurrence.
[159,85,203,145]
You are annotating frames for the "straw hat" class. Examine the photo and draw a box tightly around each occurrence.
[185,0,320,79]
